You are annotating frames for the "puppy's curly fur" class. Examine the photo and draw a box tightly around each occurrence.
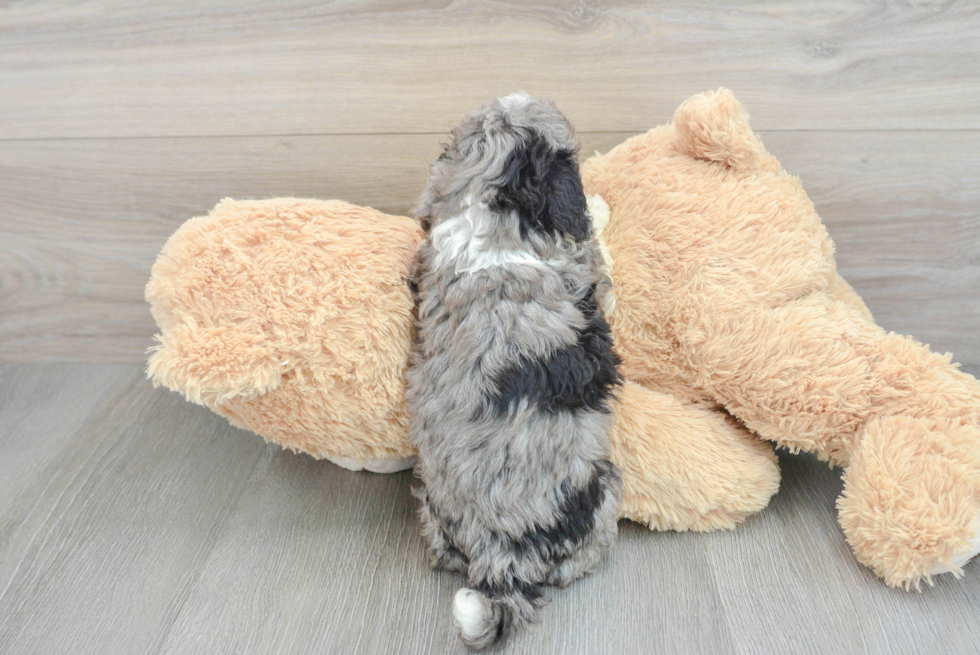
[407,93,623,649]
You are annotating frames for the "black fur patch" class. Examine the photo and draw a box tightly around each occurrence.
[487,285,622,416]
[440,529,469,563]
[511,460,614,564]
[408,276,420,303]
[473,578,538,643]
[489,131,591,241]
[474,577,544,601]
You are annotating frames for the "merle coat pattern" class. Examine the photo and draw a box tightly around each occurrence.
[406,93,623,650]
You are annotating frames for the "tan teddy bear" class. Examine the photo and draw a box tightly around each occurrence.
[146,90,980,589]
[146,197,779,533]
[582,88,980,587]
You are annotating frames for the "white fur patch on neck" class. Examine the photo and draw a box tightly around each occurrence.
[430,196,619,317]
[586,194,616,315]
[430,204,545,275]
[586,194,614,273]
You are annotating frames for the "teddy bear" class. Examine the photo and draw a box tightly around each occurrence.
[581,89,980,588]
[146,197,780,534]
[146,89,980,589]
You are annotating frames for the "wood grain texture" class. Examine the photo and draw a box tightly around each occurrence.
[2,1,978,652]
[158,455,736,655]
[702,452,980,655]
[0,364,136,538]
[0,364,269,655]
[1,131,977,368]
[2,365,980,654]
[1,1,979,138]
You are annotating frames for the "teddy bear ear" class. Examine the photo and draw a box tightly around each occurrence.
[672,88,767,170]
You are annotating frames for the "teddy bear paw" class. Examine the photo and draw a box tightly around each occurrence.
[327,455,418,473]
[839,415,980,587]
[929,514,980,576]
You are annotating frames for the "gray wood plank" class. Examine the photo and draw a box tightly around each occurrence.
[155,455,458,655]
[0,364,134,509]
[1,1,978,138]
[1,131,977,367]
[517,525,735,655]
[156,448,735,655]
[704,451,980,655]
[3,364,980,654]
[0,365,268,655]
[762,131,980,371]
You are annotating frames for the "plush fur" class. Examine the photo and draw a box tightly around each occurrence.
[146,197,779,527]
[582,88,980,588]
[145,198,422,467]
[149,89,980,592]
[407,94,622,649]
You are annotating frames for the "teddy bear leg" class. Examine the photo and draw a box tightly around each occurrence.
[696,296,980,587]
[610,381,780,531]
[838,415,980,588]
[833,331,980,587]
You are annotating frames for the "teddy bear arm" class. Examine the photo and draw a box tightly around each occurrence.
[610,381,780,531]
[839,414,980,588]
[828,273,874,323]
[696,292,980,587]
[835,331,980,587]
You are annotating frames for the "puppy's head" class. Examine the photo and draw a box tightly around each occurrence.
[415,93,590,241]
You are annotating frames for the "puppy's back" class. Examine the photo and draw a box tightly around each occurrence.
[408,93,622,650]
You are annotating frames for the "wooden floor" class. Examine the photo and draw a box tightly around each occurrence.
[1,363,980,655]
[1,2,979,654]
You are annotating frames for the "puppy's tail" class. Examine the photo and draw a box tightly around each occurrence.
[452,581,542,649]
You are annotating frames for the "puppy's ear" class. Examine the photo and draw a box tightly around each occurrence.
[414,123,485,226]
[491,134,591,241]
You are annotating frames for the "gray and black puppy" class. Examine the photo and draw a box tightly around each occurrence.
[406,93,623,649]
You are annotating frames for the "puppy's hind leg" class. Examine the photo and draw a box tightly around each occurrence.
[545,546,603,588]
[546,460,622,588]
[417,491,469,572]
[432,531,470,573]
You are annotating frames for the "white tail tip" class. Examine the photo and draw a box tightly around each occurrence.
[453,587,492,645]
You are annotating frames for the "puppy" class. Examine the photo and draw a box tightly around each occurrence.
[406,93,623,649]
